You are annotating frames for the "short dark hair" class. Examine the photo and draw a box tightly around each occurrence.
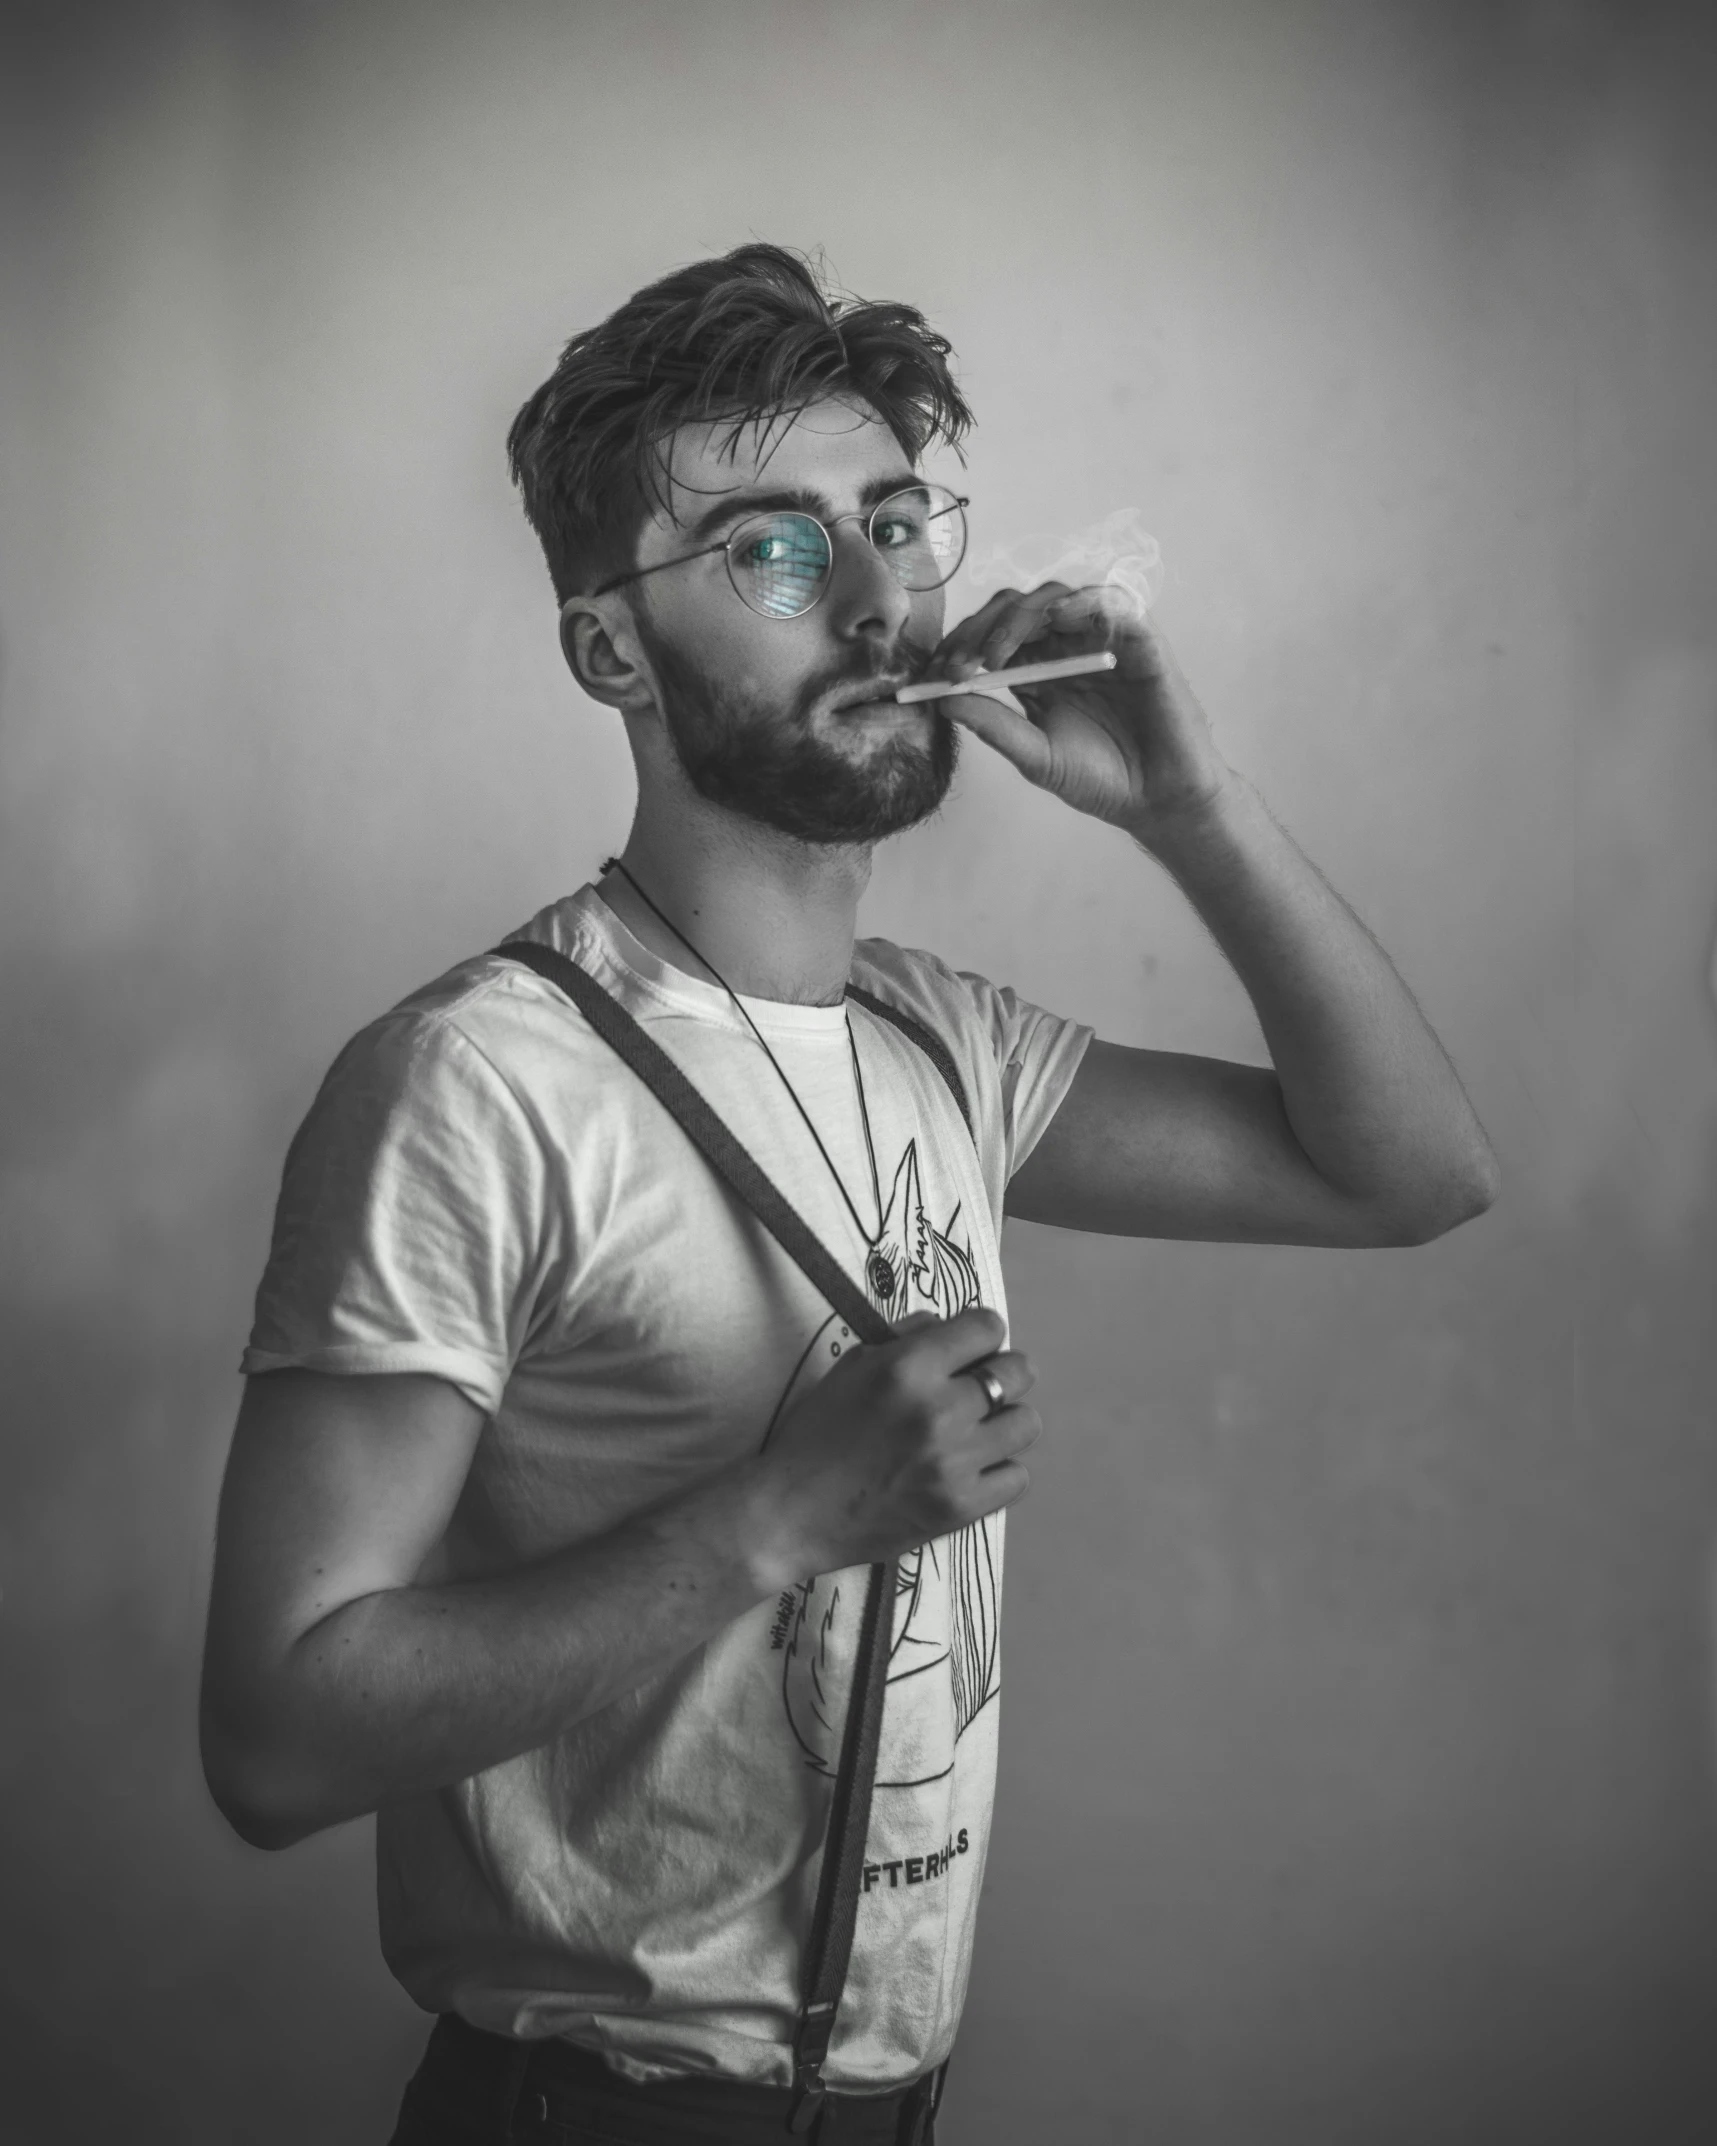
[506,244,973,604]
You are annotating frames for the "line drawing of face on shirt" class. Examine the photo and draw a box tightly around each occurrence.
[764,1138,1000,1790]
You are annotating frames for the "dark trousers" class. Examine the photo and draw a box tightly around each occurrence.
[387,2013,948,2146]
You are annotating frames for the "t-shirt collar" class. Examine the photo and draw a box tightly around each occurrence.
[555,882,854,1042]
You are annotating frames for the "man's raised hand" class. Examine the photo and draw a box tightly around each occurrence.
[927,582,1235,846]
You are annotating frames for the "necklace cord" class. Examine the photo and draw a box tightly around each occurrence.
[599,858,887,1251]
[847,1020,885,1233]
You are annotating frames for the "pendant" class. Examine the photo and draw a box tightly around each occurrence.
[866,1249,897,1303]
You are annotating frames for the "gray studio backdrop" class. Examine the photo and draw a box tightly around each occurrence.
[4,3,1716,2141]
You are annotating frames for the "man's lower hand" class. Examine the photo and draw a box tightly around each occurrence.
[743,1305,1039,1588]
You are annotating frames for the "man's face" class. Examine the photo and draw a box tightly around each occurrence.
[623,400,957,845]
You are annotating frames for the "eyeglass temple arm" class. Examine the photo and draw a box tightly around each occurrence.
[585,541,728,602]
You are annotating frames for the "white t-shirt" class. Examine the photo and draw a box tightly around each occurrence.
[242,885,1092,2090]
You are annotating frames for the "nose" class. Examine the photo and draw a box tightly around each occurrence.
[823,518,914,645]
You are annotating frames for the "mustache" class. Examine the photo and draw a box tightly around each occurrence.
[799,643,938,712]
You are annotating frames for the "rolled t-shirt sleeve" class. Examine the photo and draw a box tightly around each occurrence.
[855,938,1094,1191]
[954,970,1094,1180]
[242,1009,561,1415]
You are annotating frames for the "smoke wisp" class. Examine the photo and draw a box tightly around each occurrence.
[960,506,1165,618]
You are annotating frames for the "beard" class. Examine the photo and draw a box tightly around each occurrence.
[636,618,959,846]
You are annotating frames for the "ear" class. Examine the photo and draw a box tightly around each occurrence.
[558,596,656,715]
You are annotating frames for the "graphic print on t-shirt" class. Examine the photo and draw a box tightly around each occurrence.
[764,1136,1001,1791]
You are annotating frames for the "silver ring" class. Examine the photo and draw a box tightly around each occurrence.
[967,1364,1007,1418]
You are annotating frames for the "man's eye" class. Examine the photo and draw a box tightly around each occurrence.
[874,517,921,550]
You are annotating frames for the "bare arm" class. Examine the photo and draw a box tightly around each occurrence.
[200,1309,1035,1850]
[930,590,1499,1247]
[1007,777,1500,1245]
[200,1368,779,1848]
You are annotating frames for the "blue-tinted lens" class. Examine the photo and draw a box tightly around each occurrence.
[729,514,831,617]
[869,485,966,591]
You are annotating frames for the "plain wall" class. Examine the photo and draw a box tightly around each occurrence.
[3,3,1716,2140]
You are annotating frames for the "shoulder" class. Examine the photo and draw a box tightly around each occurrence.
[317,959,541,1107]
[296,937,630,1172]
[850,937,990,1037]
[295,884,692,1169]
[852,936,1096,1176]
[850,936,1063,1062]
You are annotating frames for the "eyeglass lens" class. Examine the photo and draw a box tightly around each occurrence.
[727,486,966,618]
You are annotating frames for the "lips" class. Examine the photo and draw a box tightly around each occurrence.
[829,676,914,711]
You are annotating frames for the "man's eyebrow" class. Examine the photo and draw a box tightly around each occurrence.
[681,472,922,544]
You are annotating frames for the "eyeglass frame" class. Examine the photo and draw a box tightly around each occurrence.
[581,485,972,618]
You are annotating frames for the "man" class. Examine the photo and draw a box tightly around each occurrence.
[200,245,1498,2144]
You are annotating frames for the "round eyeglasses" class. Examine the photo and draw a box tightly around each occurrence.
[590,484,970,620]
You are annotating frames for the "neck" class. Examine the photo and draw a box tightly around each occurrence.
[604,793,871,1006]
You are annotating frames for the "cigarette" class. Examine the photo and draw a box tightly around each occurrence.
[894,650,1119,704]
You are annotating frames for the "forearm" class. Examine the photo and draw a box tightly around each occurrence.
[1136,774,1498,1232]
[208,1458,786,1848]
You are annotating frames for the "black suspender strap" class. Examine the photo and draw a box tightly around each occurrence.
[499,940,896,1348]
[843,982,973,1140]
[493,938,930,2131]
[786,1520,896,2134]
